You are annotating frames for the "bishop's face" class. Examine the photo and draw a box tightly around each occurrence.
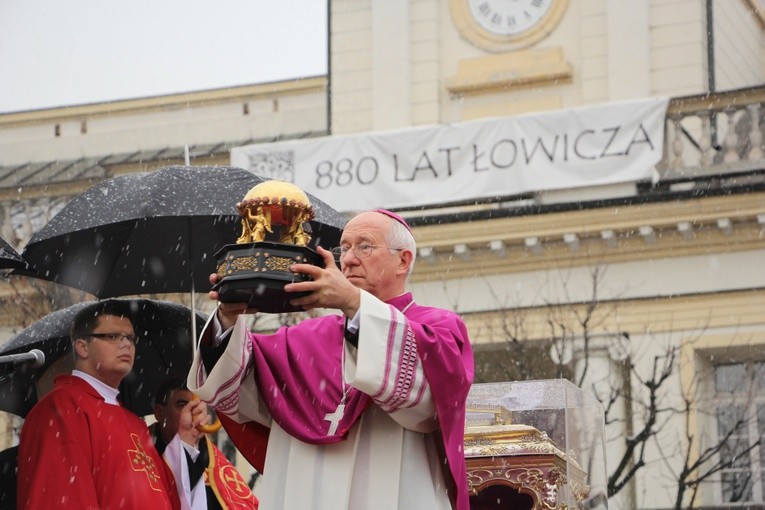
[74,315,136,389]
[337,212,409,302]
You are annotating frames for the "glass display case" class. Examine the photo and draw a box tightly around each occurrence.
[465,379,608,509]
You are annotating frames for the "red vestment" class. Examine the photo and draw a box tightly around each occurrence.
[204,438,259,509]
[17,375,179,510]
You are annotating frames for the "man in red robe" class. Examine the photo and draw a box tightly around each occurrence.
[151,378,259,510]
[17,300,207,510]
[189,209,474,510]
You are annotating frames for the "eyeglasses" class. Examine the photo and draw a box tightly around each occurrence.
[87,333,138,344]
[331,243,404,259]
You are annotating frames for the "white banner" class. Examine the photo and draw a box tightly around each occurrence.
[231,97,669,212]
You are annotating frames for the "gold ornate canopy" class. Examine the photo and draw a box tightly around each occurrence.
[236,180,315,246]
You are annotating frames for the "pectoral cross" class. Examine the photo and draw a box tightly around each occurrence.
[324,403,345,436]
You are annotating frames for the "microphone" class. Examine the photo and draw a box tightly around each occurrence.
[0,349,46,368]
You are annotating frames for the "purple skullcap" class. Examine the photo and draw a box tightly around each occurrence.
[373,209,412,233]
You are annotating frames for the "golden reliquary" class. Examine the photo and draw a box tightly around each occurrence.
[235,181,314,246]
[214,180,323,313]
[464,404,590,510]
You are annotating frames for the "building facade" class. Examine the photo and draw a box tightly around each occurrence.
[0,1,764,508]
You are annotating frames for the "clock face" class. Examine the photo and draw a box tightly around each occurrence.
[468,0,554,36]
[450,0,568,51]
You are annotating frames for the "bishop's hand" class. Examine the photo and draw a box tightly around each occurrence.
[285,245,360,318]
[208,273,258,330]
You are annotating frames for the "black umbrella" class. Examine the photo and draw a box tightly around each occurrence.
[0,236,26,271]
[18,165,347,298]
[0,299,207,418]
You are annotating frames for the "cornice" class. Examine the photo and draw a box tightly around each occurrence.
[667,85,765,115]
[409,190,765,281]
[0,77,327,127]
[0,154,231,202]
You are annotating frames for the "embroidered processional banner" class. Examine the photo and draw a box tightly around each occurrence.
[230,97,669,212]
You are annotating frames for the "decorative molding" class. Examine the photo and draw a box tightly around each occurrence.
[409,191,765,281]
[447,47,572,95]
[0,77,327,127]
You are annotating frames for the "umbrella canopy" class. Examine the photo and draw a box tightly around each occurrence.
[0,236,26,271]
[19,165,347,298]
[0,298,206,418]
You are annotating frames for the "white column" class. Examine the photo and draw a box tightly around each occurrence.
[571,334,633,510]
[17,201,34,244]
[0,203,15,244]
[371,0,411,130]
[606,0,650,100]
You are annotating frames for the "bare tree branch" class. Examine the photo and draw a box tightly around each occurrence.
[474,265,761,507]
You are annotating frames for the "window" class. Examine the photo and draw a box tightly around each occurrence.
[713,362,765,504]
